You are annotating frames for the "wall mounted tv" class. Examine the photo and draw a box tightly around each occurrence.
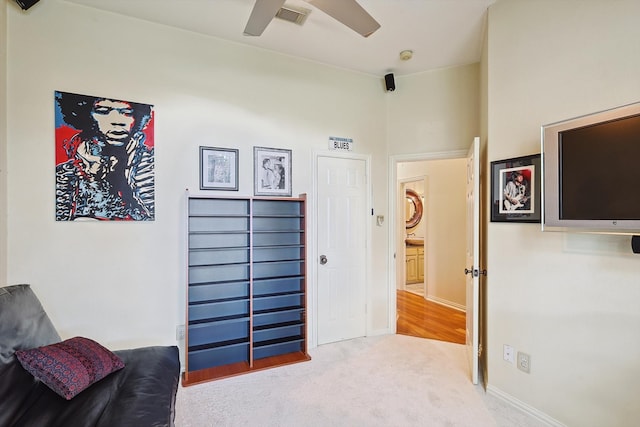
[542,102,640,234]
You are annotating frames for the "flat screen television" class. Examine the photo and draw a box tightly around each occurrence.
[542,102,640,234]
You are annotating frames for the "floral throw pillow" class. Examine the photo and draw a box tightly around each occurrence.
[15,336,125,400]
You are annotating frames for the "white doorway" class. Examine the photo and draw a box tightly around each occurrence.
[389,141,481,384]
[395,155,468,310]
[398,177,427,297]
[315,154,369,345]
[465,137,481,385]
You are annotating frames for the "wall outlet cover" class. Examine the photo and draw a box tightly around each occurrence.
[176,325,185,341]
[503,344,515,363]
[517,351,530,373]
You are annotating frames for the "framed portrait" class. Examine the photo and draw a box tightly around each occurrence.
[200,146,239,191]
[254,146,292,196]
[490,154,541,223]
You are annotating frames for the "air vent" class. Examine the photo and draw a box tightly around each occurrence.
[275,5,311,26]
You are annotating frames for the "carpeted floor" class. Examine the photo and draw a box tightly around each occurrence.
[175,334,548,427]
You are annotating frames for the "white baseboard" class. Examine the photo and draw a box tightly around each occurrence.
[486,385,567,427]
[367,327,393,337]
[426,295,466,312]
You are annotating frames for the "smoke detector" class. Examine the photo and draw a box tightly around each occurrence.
[400,50,413,61]
[275,4,311,26]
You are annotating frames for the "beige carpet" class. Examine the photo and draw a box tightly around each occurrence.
[175,334,548,427]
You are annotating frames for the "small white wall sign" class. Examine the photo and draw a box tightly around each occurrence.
[328,136,353,151]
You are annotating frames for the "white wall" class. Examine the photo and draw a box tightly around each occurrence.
[0,1,7,283]
[387,64,480,156]
[398,159,467,308]
[486,1,640,426]
[5,0,387,349]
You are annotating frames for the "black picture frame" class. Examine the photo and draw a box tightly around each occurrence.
[199,146,239,191]
[253,146,292,197]
[490,154,541,223]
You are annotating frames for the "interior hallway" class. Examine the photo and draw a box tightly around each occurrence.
[396,290,466,344]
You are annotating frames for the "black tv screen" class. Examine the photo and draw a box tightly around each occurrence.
[559,114,640,220]
[542,102,640,233]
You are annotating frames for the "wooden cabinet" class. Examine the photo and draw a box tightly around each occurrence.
[183,195,309,386]
[406,246,424,284]
[406,247,418,283]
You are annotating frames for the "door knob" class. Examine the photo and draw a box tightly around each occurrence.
[319,255,328,265]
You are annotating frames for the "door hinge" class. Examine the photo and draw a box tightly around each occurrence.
[478,343,483,358]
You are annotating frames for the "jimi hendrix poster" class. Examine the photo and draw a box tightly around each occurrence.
[54,91,155,221]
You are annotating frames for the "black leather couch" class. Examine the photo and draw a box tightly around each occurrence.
[0,284,180,427]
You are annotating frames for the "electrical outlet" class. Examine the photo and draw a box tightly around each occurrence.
[176,325,185,341]
[517,351,531,373]
[503,344,515,363]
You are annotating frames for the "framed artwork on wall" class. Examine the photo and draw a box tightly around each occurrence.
[490,154,541,223]
[199,146,239,191]
[54,90,155,221]
[253,146,292,196]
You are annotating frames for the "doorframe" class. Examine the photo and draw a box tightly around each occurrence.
[397,176,427,294]
[311,150,372,349]
[388,149,468,333]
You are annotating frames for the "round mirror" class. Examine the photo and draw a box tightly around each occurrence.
[405,188,423,229]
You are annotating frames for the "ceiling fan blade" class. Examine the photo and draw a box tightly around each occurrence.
[244,0,286,36]
[306,0,380,37]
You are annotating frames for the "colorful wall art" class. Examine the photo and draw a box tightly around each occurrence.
[55,91,155,221]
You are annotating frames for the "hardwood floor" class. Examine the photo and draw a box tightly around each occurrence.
[396,290,466,344]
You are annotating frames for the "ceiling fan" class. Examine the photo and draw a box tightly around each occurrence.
[244,0,380,38]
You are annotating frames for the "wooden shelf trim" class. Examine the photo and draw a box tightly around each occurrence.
[182,351,311,386]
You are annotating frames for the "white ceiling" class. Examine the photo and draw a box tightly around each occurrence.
[63,0,495,77]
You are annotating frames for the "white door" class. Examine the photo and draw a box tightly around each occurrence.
[316,155,367,345]
[465,137,480,384]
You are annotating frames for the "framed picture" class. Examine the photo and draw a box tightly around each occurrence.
[490,154,541,223]
[254,146,292,196]
[200,146,238,191]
